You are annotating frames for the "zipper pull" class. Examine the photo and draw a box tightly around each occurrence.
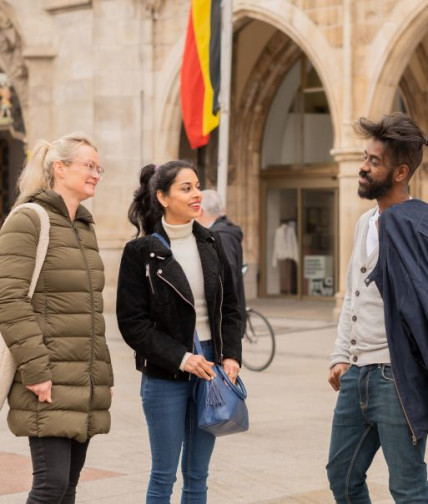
[146,264,155,294]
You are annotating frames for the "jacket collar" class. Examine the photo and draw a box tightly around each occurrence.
[150,219,220,307]
[28,190,94,224]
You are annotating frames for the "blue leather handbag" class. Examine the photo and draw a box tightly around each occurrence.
[193,334,249,437]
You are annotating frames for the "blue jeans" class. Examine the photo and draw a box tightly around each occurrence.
[141,341,216,504]
[327,364,428,503]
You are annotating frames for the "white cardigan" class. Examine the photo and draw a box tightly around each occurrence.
[330,207,390,368]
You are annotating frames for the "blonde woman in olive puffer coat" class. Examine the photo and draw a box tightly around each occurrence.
[0,133,113,504]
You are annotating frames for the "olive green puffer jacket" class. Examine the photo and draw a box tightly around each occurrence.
[0,190,113,442]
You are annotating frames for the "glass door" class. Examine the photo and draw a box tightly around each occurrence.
[261,181,338,299]
[302,189,336,297]
[265,188,298,295]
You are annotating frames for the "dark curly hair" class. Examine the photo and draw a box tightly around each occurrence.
[355,113,428,178]
[128,160,198,236]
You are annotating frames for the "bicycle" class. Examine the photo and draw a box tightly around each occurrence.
[241,266,276,371]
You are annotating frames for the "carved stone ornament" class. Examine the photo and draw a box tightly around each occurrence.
[0,9,12,30]
[0,1,28,117]
[144,0,165,16]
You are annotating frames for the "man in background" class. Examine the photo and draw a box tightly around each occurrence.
[198,190,246,335]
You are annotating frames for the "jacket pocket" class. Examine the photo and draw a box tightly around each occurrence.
[381,365,395,382]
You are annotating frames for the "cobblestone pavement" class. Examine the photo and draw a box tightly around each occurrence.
[0,300,395,503]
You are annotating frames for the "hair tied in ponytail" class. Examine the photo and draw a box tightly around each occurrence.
[154,164,161,172]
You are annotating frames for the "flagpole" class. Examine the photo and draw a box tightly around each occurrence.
[217,0,233,206]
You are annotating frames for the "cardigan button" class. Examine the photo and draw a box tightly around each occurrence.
[158,269,162,274]
[352,315,357,322]
[150,253,155,257]
[361,267,367,273]
[351,339,356,345]
[355,290,360,297]
[352,356,358,362]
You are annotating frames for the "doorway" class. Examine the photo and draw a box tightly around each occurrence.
[260,166,338,299]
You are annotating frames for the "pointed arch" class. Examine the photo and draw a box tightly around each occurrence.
[155,0,342,161]
[365,0,428,118]
[233,0,341,145]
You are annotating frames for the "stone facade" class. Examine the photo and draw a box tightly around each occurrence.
[1,0,428,310]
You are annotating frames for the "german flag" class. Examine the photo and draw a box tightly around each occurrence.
[180,0,221,149]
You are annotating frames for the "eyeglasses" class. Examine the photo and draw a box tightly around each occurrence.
[64,159,105,180]
[80,161,105,180]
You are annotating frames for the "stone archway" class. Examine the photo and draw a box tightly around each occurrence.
[154,33,184,164]
[397,35,428,202]
[365,0,428,118]
[230,30,302,259]
[155,0,341,162]
[233,0,341,145]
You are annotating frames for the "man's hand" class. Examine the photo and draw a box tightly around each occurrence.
[328,363,350,391]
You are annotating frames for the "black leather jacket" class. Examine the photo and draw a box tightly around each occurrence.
[116,220,242,381]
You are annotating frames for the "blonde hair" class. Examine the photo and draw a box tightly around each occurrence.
[16,131,97,205]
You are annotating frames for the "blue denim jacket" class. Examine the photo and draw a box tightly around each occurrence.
[368,199,428,440]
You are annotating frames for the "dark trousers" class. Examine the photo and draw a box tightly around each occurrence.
[27,436,90,504]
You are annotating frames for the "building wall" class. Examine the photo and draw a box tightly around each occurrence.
[1,0,428,310]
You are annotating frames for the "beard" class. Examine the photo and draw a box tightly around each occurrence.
[358,169,394,200]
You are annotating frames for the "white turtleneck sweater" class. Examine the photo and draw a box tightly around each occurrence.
[161,217,211,369]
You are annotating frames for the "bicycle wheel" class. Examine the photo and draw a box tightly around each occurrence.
[242,308,276,371]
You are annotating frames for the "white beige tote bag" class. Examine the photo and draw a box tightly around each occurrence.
[0,203,50,411]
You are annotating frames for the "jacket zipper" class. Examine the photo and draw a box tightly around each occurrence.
[146,264,155,294]
[218,277,224,363]
[70,222,96,435]
[391,366,417,445]
[157,271,196,380]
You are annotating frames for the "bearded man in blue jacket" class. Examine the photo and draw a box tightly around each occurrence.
[327,112,428,504]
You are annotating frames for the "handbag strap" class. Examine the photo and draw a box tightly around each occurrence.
[4,203,50,299]
[193,331,204,355]
[151,232,170,251]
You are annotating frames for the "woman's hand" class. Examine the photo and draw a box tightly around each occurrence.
[222,358,240,385]
[184,355,216,381]
[26,380,52,403]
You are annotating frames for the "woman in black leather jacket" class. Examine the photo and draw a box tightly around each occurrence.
[116,161,242,503]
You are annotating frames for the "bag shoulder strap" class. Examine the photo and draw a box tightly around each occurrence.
[151,232,170,251]
[5,203,50,299]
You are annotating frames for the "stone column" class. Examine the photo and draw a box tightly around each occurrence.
[22,47,56,146]
[332,148,373,318]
